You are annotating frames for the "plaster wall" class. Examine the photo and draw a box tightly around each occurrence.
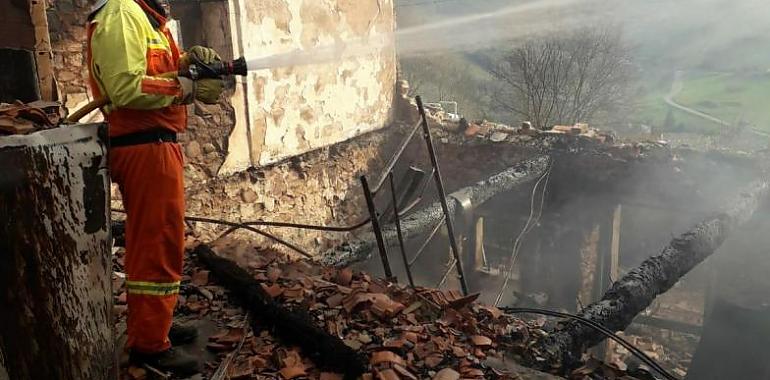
[221,0,397,173]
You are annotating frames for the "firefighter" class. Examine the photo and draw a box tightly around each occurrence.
[87,0,224,374]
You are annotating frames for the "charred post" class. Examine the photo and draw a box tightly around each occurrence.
[528,179,770,371]
[0,124,114,380]
[194,244,367,379]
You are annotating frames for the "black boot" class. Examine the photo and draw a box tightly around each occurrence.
[130,347,200,377]
[169,322,199,346]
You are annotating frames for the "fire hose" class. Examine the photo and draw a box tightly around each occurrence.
[65,57,248,123]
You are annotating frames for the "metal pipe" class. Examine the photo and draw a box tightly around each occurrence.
[389,173,415,287]
[372,120,423,193]
[111,209,312,258]
[436,259,457,289]
[361,175,394,280]
[417,96,469,295]
[408,217,445,266]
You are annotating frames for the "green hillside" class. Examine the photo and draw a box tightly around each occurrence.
[395,0,770,133]
[676,73,770,132]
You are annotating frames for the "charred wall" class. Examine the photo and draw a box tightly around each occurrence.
[48,0,90,111]
[2,0,55,103]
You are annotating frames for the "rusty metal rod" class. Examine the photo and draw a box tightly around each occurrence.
[361,175,394,280]
[372,119,423,193]
[416,96,469,295]
[409,217,445,266]
[390,172,415,287]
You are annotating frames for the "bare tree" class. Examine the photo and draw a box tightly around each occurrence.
[488,27,634,130]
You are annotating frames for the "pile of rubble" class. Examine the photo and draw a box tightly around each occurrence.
[0,101,61,135]
[609,330,695,379]
[414,98,615,147]
[113,240,654,380]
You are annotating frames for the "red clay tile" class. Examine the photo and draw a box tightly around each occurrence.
[432,368,460,380]
[376,368,400,380]
[470,335,492,347]
[192,270,210,286]
[371,351,405,367]
[279,365,307,379]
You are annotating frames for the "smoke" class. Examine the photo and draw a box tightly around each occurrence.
[247,0,770,74]
[246,0,770,375]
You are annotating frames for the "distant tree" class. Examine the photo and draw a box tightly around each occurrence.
[487,27,634,129]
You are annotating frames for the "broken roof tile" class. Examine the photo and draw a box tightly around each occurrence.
[371,351,406,367]
[279,365,307,379]
[191,270,210,286]
[376,368,400,380]
[432,368,460,380]
[128,241,649,380]
[424,353,445,368]
[335,268,353,286]
[262,283,284,299]
[392,364,417,380]
[470,335,492,347]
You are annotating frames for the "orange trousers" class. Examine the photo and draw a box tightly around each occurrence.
[111,142,185,354]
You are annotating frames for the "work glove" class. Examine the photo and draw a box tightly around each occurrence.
[180,46,221,68]
[194,78,225,104]
[177,77,224,105]
[177,77,195,104]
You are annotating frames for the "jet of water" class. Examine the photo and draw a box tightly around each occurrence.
[246,0,606,72]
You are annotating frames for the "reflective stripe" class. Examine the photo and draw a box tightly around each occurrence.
[141,76,180,96]
[126,280,180,296]
[147,42,168,51]
[147,32,169,52]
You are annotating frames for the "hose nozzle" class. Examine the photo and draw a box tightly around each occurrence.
[181,56,248,80]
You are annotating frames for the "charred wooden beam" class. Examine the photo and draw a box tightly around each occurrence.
[527,179,769,371]
[319,155,551,267]
[193,244,367,379]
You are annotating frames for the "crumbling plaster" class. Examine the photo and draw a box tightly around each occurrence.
[222,0,397,174]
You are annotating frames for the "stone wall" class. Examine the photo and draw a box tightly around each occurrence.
[183,123,408,256]
[47,0,91,114]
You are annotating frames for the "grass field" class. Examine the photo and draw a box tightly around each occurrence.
[631,71,770,135]
[633,86,721,135]
[674,72,770,132]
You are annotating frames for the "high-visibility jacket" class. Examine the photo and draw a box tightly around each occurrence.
[87,0,187,137]
[87,0,187,354]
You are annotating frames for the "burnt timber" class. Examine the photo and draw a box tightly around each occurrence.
[528,179,770,371]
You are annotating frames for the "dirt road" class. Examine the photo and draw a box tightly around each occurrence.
[664,71,731,127]
[664,71,770,138]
